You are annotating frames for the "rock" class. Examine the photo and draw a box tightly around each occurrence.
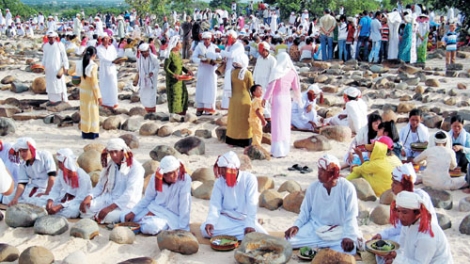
[448,89,457,96]
[444,97,456,106]
[379,189,395,205]
[259,190,283,210]
[351,178,377,201]
[157,230,199,254]
[459,215,470,235]
[172,128,192,137]
[437,213,451,230]
[237,154,252,171]
[122,116,144,132]
[102,116,122,130]
[157,125,173,137]
[191,181,203,195]
[457,83,467,90]
[118,257,157,264]
[142,160,159,188]
[0,106,21,118]
[214,116,228,126]
[5,204,47,228]
[62,251,87,264]
[184,113,197,123]
[0,243,20,262]
[399,64,421,75]
[194,129,212,139]
[193,180,214,200]
[70,218,99,240]
[149,145,179,161]
[397,102,415,113]
[321,85,338,93]
[278,180,302,193]
[174,136,205,155]
[18,246,54,264]
[282,191,305,214]
[71,111,80,123]
[31,77,47,94]
[422,187,453,210]
[415,85,425,94]
[423,115,443,128]
[382,59,404,68]
[315,75,329,83]
[457,51,470,59]
[215,126,227,142]
[245,145,269,160]
[119,134,139,149]
[313,61,331,69]
[425,78,440,87]
[139,122,159,136]
[9,82,29,93]
[1,75,15,84]
[0,117,16,135]
[77,150,102,173]
[191,167,215,182]
[170,114,184,122]
[311,248,355,264]
[293,135,331,151]
[370,204,390,225]
[109,226,136,244]
[257,176,275,193]
[88,171,101,187]
[83,143,105,153]
[381,110,397,123]
[33,215,69,236]
[128,107,147,116]
[319,126,352,142]
[459,197,470,212]
[399,94,412,101]
[234,232,292,264]
[262,133,271,145]
[370,65,388,73]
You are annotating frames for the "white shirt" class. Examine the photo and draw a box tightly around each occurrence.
[0,159,13,194]
[46,167,92,208]
[17,150,57,189]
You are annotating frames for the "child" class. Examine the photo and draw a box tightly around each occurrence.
[248,84,266,146]
[442,23,457,67]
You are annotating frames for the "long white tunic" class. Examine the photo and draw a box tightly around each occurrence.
[192,42,218,109]
[96,45,118,107]
[41,42,69,101]
[73,17,82,38]
[137,53,159,108]
[291,92,318,130]
[253,54,276,118]
[387,12,402,59]
[220,41,245,109]
[399,123,429,158]
[328,100,367,134]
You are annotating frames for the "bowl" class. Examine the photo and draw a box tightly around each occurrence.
[410,142,428,151]
[71,76,81,86]
[210,235,239,251]
[115,222,141,234]
[366,239,399,256]
[450,167,463,177]
[178,75,194,81]
[31,64,45,73]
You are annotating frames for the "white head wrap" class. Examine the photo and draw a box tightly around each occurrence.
[47,31,58,37]
[100,32,110,38]
[259,41,270,51]
[139,43,149,51]
[159,155,181,174]
[268,52,296,83]
[106,138,130,152]
[217,151,240,169]
[434,131,447,144]
[428,130,452,149]
[233,53,249,81]
[201,31,212,39]
[14,137,37,151]
[56,148,78,172]
[167,35,180,57]
[404,14,413,23]
[317,154,340,170]
[344,87,360,98]
[226,29,237,39]
[308,84,322,95]
[392,163,416,183]
[396,191,424,210]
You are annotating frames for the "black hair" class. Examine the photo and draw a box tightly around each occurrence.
[82,46,97,79]
[367,113,382,143]
[161,38,167,45]
[409,108,422,118]
[378,121,399,142]
[92,34,98,40]
[306,37,313,45]
[450,115,464,125]
[293,37,301,46]
[346,95,357,101]
[250,84,262,96]
[435,131,447,140]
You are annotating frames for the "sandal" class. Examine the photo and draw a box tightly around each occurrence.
[300,166,313,174]
[288,164,302,171]
[196,111,203,116]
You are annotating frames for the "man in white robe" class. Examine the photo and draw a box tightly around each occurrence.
[94,17,104,37]
[117,15,125,39]
[47,16,57,32]
[399,109,429,159]
[5,9,12,29]
[73,14,82,40]
[80,138,144,224]
[96,33,119,108]
[136,43,159,113]
[201,151,267,240]
[122,156,191,235]
[42,31,69,105]
[192,32,219,116]
[291,84,323,131]
[253,41,276,120]
[285,154,359,254]
[387,11,402,59]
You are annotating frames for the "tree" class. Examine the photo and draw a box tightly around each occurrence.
[125,0,151,15]
[0,0,37,18]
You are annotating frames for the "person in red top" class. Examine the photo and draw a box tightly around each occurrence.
[380,17,389,63]
[345,17,356,61]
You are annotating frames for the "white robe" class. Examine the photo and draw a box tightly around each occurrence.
[47,20,57,31]
[41,42,69,102]
[388,12,402,59]
[192,43,218,110]
[96,45,118,107]
[399,123,429,158]
[253,54,276,118]
[73,17,82,39]
[95,20,104,36]
[410,15,418,64]
[291,92,318,130]
[137,53,159,108]
[327,100,367,134]
[220,41,245,109]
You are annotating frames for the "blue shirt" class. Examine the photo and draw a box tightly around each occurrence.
[359,16,372,37]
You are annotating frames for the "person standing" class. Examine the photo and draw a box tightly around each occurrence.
[181,16,193,59]
[262,52,301,158]
[318,8,336,61]
[117,15,125,39]
[398,14,413,63]
[253,41,276,120]
[73,14,82,40]
[443,23,457,67]
[416,14,430,64]
[356,10,372,61]
[96,33,119,109]
[249,85,266,146]
[368,11,382,63]
[42,31,69,106]
[136,43,159,113]
[379,16,389,63]
[387,10,402,60]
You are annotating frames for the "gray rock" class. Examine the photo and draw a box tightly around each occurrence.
[0,117,16,136]
[1,75,16,84]
[5,203,47,228]
[282,191,305,214]
[278,180,302,193]
[214,116,228,126]
[194,129,212,139]
[259,190,283,210]
[11,82,29,93]
[102,116,122,130]
[370,205,390,225]
[70,218,99,240]
[149,145,180,161]
[319,126,352,142]
[379,189,395,205]
[172,128,192,137]
[169,114,184,122]
[191,168,215,182]
[18,246,54,264]
[437,213,452,230]
[423,115,443,128]
[174,136,205,155]
[128,107,147,116]
[157,230,199,255]
[422,187,453,210]
[77,149,102,173]
[0,106,21,118]
[234,232,292,264]
[351,178,377,201]
[184,113,197,123]
[119,134,140,149]
[459,215,470,235]
[122,116,144,132]
[157,125,173,137]
[139,122,159,136]
[370,65,388,73]
[193,180,214,200]
[257,176,275,193]
[62,251,87,264]
[396,82,409,90]
[156,93,167,104]
[245,145,269,160]
[109,226,136,244]
[215,126,227,142]
[459,196,470,212]
[33,215,69,236]
[0,243,20,262]
[293,135,331,151]
[118,257,157,264]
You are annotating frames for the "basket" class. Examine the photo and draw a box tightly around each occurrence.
[71,76,81,86]
[365,239,400,256]
[31,64,45,73]
[210,235,239,251]
[115,222,141,234]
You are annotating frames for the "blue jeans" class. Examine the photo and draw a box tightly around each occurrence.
[345,42,352,60]
[356,36,370,61]
[338,40,347,61]
[369,40,381,63]
[320,34,333,61]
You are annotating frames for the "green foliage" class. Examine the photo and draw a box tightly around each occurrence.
[0,0,37,18]
[125,0,151,15]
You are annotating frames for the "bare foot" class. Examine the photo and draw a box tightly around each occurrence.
[462,188,470,194]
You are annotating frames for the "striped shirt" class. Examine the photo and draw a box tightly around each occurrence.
[381,24,389,41]
[443,31,457,51]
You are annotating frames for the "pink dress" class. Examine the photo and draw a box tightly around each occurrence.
[264,69,300,157]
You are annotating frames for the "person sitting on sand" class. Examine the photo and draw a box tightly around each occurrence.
[413,131,467,191]
[122,155,191,235]
[201,151,267,240]
[346,136,401,196]
[382,191,453,263]
[43,148,92,218]
[399,108,429,160]
[291,84,324,132]
[377,120,402,158]
[0,139,19,204]
[285,154,360,254]
[0,160,14,196]
[8,137,57,206]
[80,138,144,224]
[448,115,470,174]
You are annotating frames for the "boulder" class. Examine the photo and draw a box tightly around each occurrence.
[118,257,157,264]
[425,78,440,87]
[193,180,214,200]
[119,134,139,149]
[71,111,81,123]
[194,129,212,139]
[321,85,338,93]
[239,154,252,171]
[18,246,54,264]
[10,82,29,93]
[62,251,87,264]
[157,125,173,137]
[370,205,390,225]
[278,180,302,193]
[282,191,305,214]
[191,168,215,182]
[459,215,470,235]
[379,189,395,205]
[0,106,21,118]
[457,83,467,90]
[70,218,99,240]
[245,145,269,160]
[169,114,184,122]
[1,75,15,84]
[397,102,415,113]
[33,215,69,236]
[88,171,101,187]
[437,213,452,230]
[83,143,105,153]
[311,248,355,264]
[399,64,421,75]
[370,65,388,73]
[31,77,47,94]
[259,190,283,210]
[109,226,136,244]
[142,160,159,192]
[77,149,102,173]
[381,110,397,123]
[172,128,192,137]
[149,145,180,161]
[234,232,292,264]
[257,176,275,193]
[128,106,147,116]
[319,126,352,142]
[102,116,122,130]
[423,115,443,129]
[215,116,228,126]
[5,203,47,228]
[122,116,144,132]
[293,135,331,151]
[0,117,16,135]
[422,187,453,210]
[351,178,377,201]
[139,122,159,136]
[215,126,227,142]
[46,101,73,113]
[459,197,470,212]
[157,230,199,255]
[174,136,205,155]
[184,113,197,123]
[0,244,20,262]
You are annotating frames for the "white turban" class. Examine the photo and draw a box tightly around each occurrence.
[139,43,150,51]
[308,84,322,95]
[226,29,237,39]
[259,41,270,51]
[100,32,110,38]
[233,53,249,81]
[317,154,340,170]
[56,148,78,173]
[106,138,130,152]
[392,163,416,183]
[201,31,212,39]
[160,155,181,174]
[217,151,240,169]
[396,191,424,210]
[47,31,58,37]
[14,137,36,151]
[344,87,360,98]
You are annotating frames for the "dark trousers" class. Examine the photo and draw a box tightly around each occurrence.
[182,38,191,59]
[380,40,389,62]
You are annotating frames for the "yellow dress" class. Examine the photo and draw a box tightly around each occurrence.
[249,97,264,146]
[79,64,102,137]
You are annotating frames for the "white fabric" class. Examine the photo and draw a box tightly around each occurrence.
[268,52,296,83]
[0,160,13,194]
[13,137,36,151]
[233,53,249,81]
[201,31,212,39]
[137,53,159,108]
[253,54,276,118]
[41,41,69,102]
[395,190,422,209]
[399,123,430,158]
[167,35,180,58]
[346,100,367,133]
[345,87,360,97]
[392,163,417,183]
[75,60,96,79]
[159,156,180,174]
[428,130,452,148]
[0,141,19,182]
[291,90,319,130]
[106,138,129,152]
[318,154,340,170]
[316,225,344,241]
[139,43,149,51]
[387,11,402,59]
[217,151,240,169]
[192,42,218,110]
[96,44,118,107]
[220,40,245,108]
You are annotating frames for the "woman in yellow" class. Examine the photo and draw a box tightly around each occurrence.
[78,46,102,139]
[226,53,254,147]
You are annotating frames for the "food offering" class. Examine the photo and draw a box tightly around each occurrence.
[366,239,400,256]
[210,235,239,251]
[297,246,316,260]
